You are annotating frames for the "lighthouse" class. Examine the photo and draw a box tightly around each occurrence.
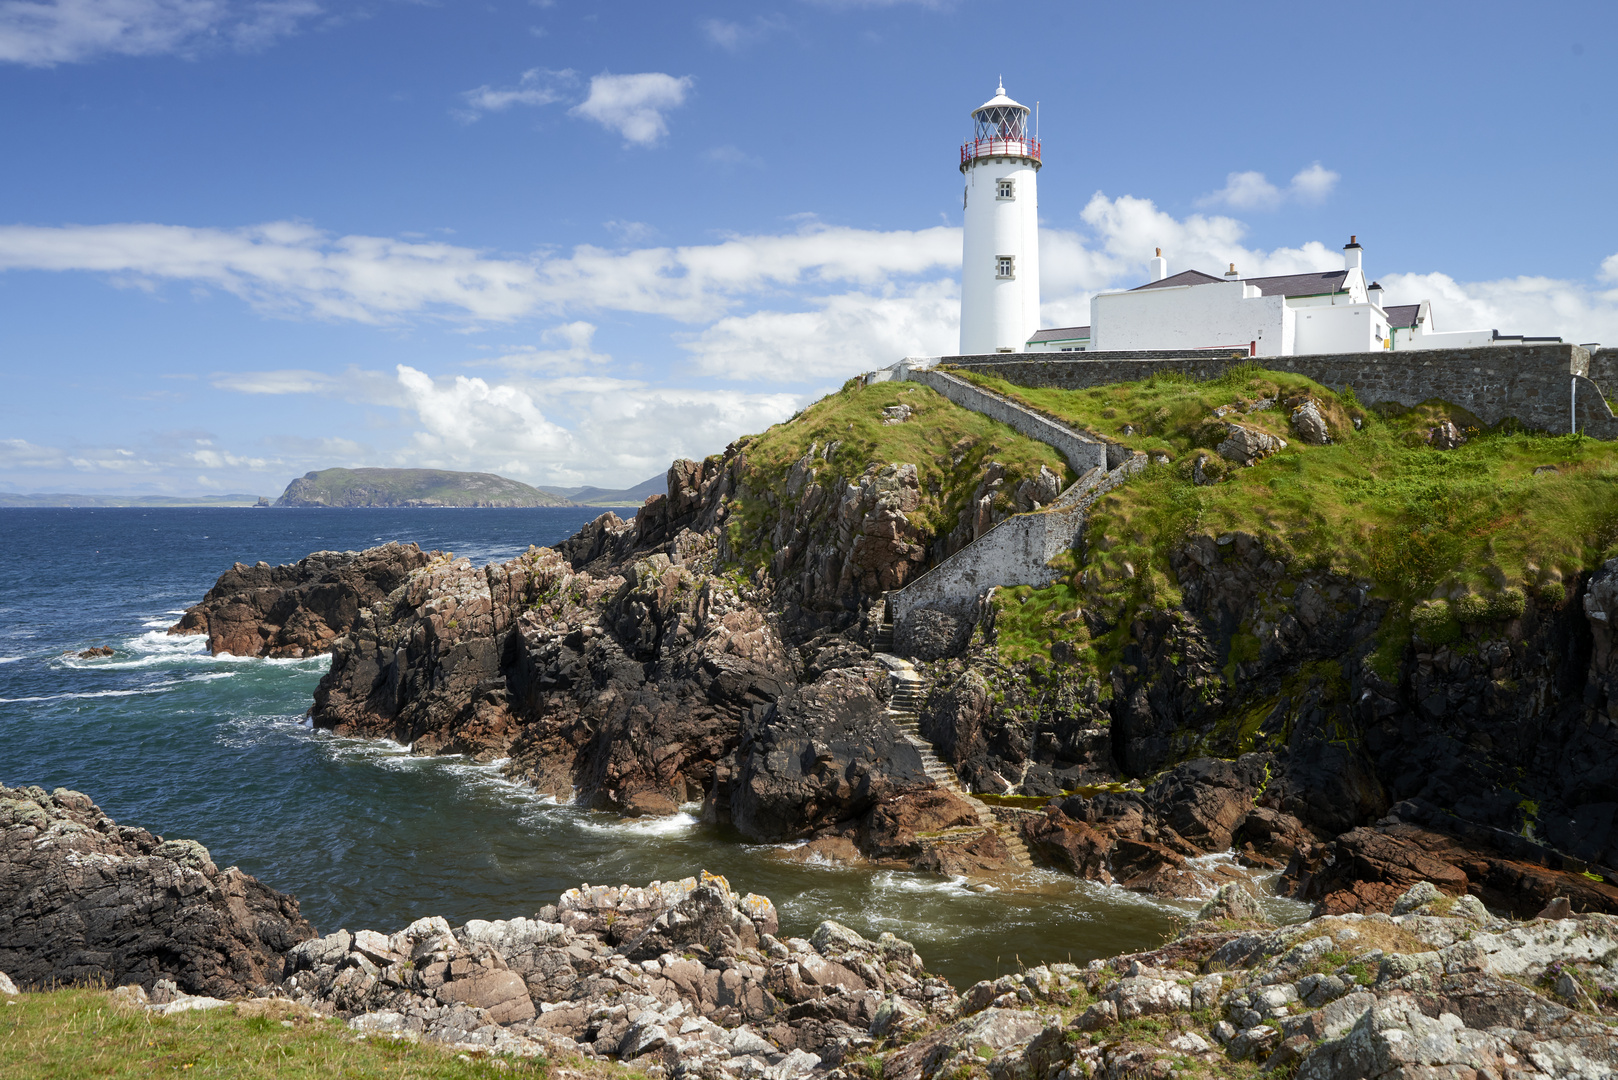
[959,80,1041,355]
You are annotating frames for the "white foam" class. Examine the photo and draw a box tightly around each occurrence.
[0,686,177,703]
[570,811,699,837]
[0,657,24,664]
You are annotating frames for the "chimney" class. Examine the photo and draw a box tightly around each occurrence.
[1149,247,1167,282]
[1224,262,1239,278]
[1344,234,1363,272]
[1367,280,1384,308]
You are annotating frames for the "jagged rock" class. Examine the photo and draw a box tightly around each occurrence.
[169,542,435,658]
[0,784,314,996]
[730,668,929,842]
[0,971,17,996]
[1427,419,1467,449]
[895,608,970,661]
[1289,399,1332,445]
[1197,882,1266,923]
[881,405,913,425]
[1215,422,1287,466]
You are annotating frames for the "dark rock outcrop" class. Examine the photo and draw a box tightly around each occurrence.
[169,542,436,658]
[0,784,314,995]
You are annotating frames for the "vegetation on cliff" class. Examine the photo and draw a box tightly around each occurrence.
[956,365,1618,674]
[722,379,1072,577]
[275,468,573,508]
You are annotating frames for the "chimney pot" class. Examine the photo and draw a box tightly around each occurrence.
[1225,263,1238,278]
[1155,247,1161,257]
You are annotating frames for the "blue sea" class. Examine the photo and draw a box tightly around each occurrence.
[0,507,1243,985]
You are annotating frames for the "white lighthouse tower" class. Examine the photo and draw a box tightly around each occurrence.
[959,80,1041,355]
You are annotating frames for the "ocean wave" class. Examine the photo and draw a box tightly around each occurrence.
[569,811,700,837]
[55,630,331,672]
[0,686,177,703]
[0,657,25,664]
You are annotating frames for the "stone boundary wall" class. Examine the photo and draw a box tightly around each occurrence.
[933,343,1618,438]
[896,365,1109,474]
[1587,349,1618,400]
[891,455,1144,631]
[952,346,1251,363]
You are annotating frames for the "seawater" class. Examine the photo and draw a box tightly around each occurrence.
[0,507,1299,987]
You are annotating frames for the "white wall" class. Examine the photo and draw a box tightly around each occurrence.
[1293,303,1383,354]
[1397,326,1499,350]
[1090,280,1286,355]
[960,157,1041,355]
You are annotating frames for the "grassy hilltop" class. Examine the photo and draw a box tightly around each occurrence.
[952,364,1618,676]
[275,468,573,508]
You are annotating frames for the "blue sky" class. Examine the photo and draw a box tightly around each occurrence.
[1,0,1615,496]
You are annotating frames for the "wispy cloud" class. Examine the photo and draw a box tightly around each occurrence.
[701,14,788,51]
[455,67,575,123]
[570,71,692,146]
[1196,162,1340,210]
[0,0,320,66]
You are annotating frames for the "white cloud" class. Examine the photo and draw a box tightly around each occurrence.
[1379,269,1618,345]
[1078,193,1342,282]
[0,0,318,66]
[1197,162,1340,210]
[684,281,959,381]
[477,320,612,373]
[570,71,692,146]
[456,67,574,123]
[701,15,787,51]
[387,364,798,486]
[1288,162,1339,204]
[0,437,64,468]
[604,219,657,244]
[0,218,959,324]
[210,368,335,394]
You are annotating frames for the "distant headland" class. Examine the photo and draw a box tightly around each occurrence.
[275,467,573,508]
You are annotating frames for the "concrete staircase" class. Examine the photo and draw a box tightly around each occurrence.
[879,655,1036,873]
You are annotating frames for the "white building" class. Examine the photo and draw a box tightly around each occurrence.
[958,82,1041,355]
[1022,237,1557,356]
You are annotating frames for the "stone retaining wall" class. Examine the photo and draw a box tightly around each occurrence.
[891,456,1143,635]
[896,365,1109,474]
[936,343,1618,438]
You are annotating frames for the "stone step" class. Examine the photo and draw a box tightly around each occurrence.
[884,662,1038,874]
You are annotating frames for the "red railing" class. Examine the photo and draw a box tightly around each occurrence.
[961,137,1041,166]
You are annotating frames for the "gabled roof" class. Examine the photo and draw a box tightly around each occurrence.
[1384,304,1421,329]
[1239,270,1349,297]
[1028,325,1090,342]
[1130,269,1226,291]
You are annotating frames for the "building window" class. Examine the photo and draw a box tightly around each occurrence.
[996,255,1015,279]
[996,179,1015,200]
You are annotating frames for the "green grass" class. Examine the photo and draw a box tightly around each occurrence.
[0,988,605,1080]
[723,380,1072,572]
[957,368,1618,676]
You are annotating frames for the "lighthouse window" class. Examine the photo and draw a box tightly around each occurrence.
[996,255,1015,279]
[996,179,1015,200]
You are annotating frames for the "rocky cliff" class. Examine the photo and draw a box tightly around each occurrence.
[173,372,1618,920]
[169,541,436,657]
[0,784,314,996]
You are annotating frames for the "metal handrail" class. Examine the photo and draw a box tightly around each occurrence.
[961,137,1041,165]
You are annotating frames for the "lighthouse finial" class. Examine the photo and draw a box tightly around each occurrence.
[997,75,1005,96]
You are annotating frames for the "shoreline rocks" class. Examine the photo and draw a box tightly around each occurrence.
[168,541,436,658]
[0,784,315,997]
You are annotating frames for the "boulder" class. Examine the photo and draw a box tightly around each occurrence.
[1215,423,1287,467]
[1288,399,1332,445]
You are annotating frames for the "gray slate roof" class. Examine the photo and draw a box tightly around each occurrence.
[1028,325,1091,342]
[1384,304,1421,329]
[1131,270,1225,291]
[1130,268,1352,298]
[1239,270,1349,297]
